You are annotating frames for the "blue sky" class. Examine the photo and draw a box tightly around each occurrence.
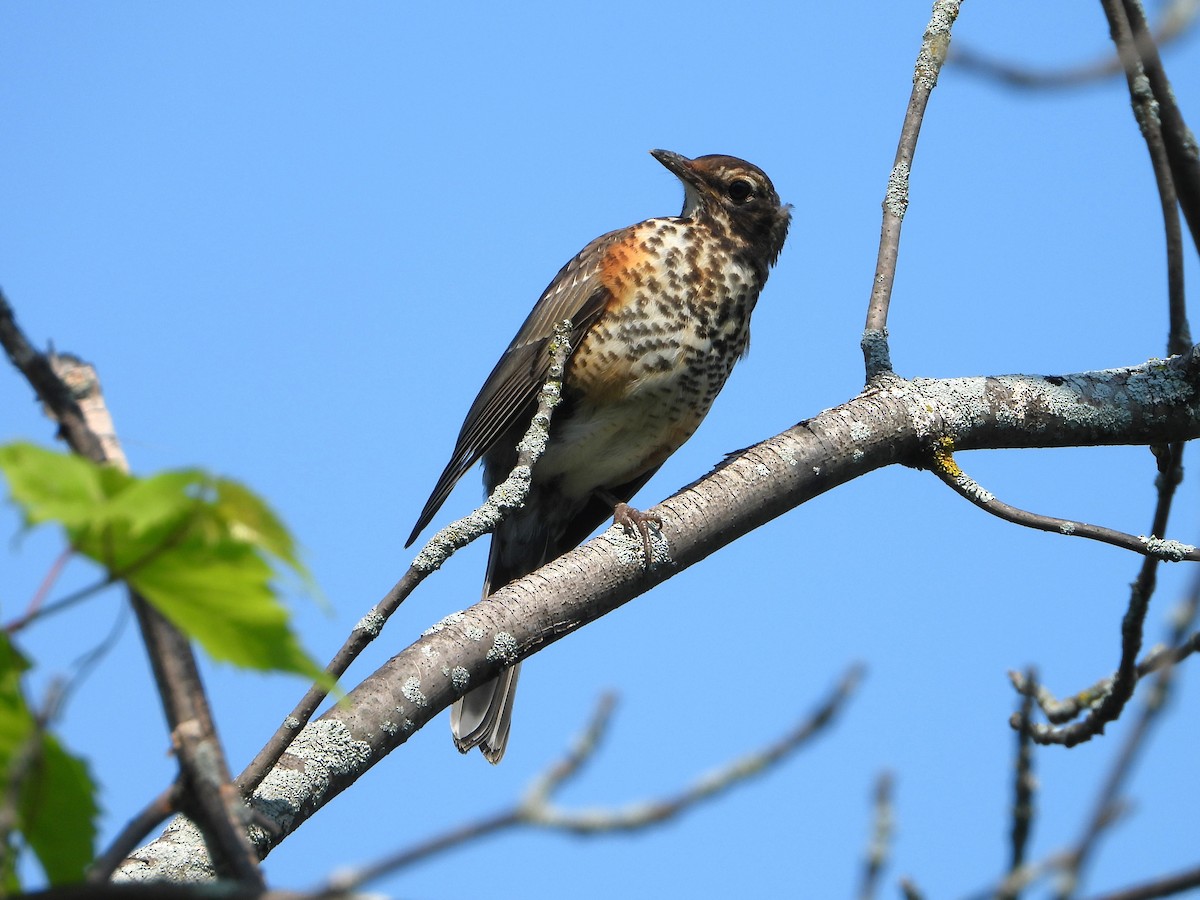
[3,3,1199,897]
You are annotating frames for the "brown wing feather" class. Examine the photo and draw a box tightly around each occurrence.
[406,225,633,547]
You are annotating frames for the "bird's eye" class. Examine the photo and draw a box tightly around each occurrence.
[727,179,755,204]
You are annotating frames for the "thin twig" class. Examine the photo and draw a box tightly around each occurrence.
[313,692,618,896]
[236,319,574,796]
[1056,579,1200,898]
[88,784,181,883]
[1118,0,1200,256]
[998,669,1037,900]
[1015,554,1169,748]
[521,693,616,809]
[927,438,1199,563]
[5,547,74,633]
[0,289,105,462]
[950,0,1199,92]
[0,293,263,886]
[1009,629,1199,725]
[993,2,1196,742]
[525,666,863,834]
[5,576,114,634]
[863,0,964,380]
[314,667,862,895]
[1102,0,1191,354]
[963,848,1100,900]
[857,771,894,900]
[1084,862,1200,900]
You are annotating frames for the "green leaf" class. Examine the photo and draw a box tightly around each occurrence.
[0,634,34,760]
[0,442,115,529]
[96,468,208,537]
[214,478,305,575]
[0,443,329,683]
[19,735,98,884]
[131,536,326,680]
[0,634,98,886]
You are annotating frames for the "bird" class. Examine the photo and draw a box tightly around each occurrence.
[407,149,791,762]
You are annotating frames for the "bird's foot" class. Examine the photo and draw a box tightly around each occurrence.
[612,502,661,566]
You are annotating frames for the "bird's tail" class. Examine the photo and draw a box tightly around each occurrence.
[450,523,547,764]
[450,664,520,764]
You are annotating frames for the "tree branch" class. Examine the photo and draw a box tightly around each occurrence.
[998,669,1037,900]
[1058,581,1200,895]
[1115,0,1200,256]
[1085,862,1200,900]
[950,0,1199,91]
[927,438,1199,561]
[314,668,860,895]
[863,0,964,379]
[236,320,574,797]
[116,350,1200,878]
[0,293,262,886]
[857,771,894,900]
[1101,0,1192,352]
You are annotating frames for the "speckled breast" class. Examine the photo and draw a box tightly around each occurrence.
[536,216,767,500]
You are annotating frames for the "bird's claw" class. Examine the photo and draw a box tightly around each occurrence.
[612,502,661,566]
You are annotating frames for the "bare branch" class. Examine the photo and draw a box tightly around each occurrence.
[857,771,894,900]
[950,0,1199,90]
[235,319,573,796]
[863,0,964,380]
[1008,365,1190,751]
[1009,623,1199,725]
[1100,0,1192,353]
[927,438,1199,562]
[0,293,262,886]
[964,848,1095,900]
[5,547,73,633]
[1116,0,1200,256]
[119,351,1200,877]
[1085,862,1200,900]
[314,694,616,894]
[520,693,616,809]
[89,785,180,884]
[1057,580,1200,895]
[410,318,574,575]
[313,670,860,896]
[524,666,862,834]
[0,291,106,462]
[999,669,1037,900]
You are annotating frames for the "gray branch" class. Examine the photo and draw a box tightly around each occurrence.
[114,349,1200,882]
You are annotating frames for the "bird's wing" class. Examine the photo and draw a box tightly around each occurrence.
[406,225,631,546]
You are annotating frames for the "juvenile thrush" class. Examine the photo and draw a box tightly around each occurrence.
[407,149,790,762]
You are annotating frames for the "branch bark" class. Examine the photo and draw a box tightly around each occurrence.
[0,292,263,886]
[115,350,1200,880]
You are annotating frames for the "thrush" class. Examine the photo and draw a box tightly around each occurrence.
[407,149,790,762]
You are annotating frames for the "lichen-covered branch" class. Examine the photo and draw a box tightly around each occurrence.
[928,438,1199,561]
[862,0,964,379]
[235,320,573,796]
[116,350,1200,878]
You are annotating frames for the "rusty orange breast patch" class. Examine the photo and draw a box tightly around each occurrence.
[598,229,658,315]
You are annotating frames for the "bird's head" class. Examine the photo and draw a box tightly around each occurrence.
[651,149,791,265]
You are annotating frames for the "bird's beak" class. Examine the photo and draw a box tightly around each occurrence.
[650,149,702,186]
[651,149,707,216]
